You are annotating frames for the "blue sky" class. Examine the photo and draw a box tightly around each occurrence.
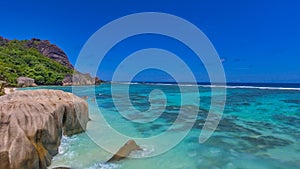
[0,0,299,83]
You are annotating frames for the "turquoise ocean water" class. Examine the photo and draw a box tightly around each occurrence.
[24,83,300,169]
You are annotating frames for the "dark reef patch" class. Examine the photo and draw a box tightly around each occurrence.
[281,99,300,104]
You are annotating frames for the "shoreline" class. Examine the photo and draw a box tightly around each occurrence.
[13,83,300,91]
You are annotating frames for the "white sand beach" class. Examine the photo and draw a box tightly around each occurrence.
[4,88,16,94]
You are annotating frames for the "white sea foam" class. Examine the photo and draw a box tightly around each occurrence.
[195,84,300,91]
[58,135,78,154]
[87,162,120,169]
[221,85,300,91]
[129,145,155,158]
[113,82,300,91]
[111,82,140,85]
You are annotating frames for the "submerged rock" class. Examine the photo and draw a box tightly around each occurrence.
[0,90,89,169]
[107,140,142,163]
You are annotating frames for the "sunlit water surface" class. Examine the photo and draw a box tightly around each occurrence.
[23,83,300,169]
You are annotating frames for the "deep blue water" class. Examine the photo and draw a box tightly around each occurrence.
[131,82,300,88]
[22,83,300,169]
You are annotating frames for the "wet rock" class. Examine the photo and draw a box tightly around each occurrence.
[107,140,142,163]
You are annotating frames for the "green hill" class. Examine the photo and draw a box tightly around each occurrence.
[0,38,73,86]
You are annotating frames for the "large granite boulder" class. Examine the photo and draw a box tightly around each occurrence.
[62,73,103,86]
[26,38,74,69]
[17,77,38,88]
[0,90,89,169]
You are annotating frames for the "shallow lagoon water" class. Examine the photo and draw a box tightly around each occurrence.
[25,83,300,169]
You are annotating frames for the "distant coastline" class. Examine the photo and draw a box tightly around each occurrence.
[0,36,102,87]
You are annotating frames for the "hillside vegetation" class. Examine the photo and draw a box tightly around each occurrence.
[0,38,73,86]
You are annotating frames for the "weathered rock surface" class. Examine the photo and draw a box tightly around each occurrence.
[26,38,103,86]
[0,36,9,46]
[26,38,74,69]
[62,73,103,86]
[0,90,89,169]
[107,140,142,163]
[17,77,38,88]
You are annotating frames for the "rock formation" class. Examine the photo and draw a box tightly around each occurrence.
[25,38,104,86]
[0,36,103,86]
[107,140,142,163]
[0,36,9,46]
[26,38,74,70]
[17,77,38,88]
[62,73,103,86]
[0,90,89,169]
